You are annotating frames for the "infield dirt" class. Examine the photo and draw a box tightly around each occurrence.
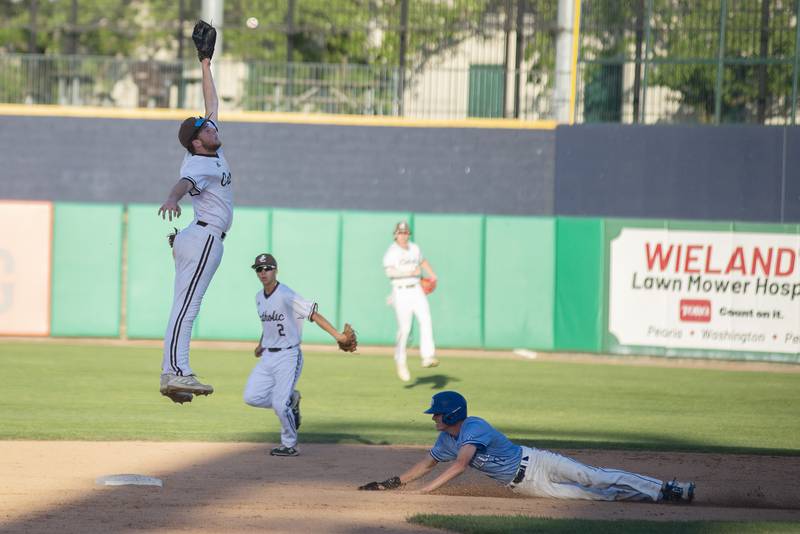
[1,441,798,533]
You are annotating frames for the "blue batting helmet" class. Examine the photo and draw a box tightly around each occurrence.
[423,391,467,425]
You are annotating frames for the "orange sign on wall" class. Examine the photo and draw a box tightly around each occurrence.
[0,201,52,336]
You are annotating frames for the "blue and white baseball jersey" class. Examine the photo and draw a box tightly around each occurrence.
[429,416,523,484]
[180,147,234,232]
[256,283,317,349]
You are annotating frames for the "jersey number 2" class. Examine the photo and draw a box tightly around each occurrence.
[277,324,285,336]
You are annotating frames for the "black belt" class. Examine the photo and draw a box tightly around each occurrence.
[267,344,298,353]
[512,455,530,484]
[398,284,418,289]
[196,220,226,240]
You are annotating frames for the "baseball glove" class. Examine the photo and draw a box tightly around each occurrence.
[192,20,217,61]
[358,476,402,491]
[420,277,437,295]
[338,323,357,352]
[167,227,179,248]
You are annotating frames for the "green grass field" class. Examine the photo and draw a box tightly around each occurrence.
[1,340,798,453]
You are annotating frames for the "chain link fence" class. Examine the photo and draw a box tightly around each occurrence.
[576,0,800,124]
[0,0,560,119]
[1,0,798,123]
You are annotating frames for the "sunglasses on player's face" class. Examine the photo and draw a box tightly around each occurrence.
[190,117,217,141]
[255,265,275,273]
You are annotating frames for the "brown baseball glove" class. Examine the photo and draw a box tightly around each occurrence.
[192,20,217,61]
[358,476,402,491]
[420,277,437,295]
[337,323,357,352]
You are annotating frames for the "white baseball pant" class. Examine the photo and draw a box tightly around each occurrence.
[510,446,663,501]
[243,347,303,448]
[392,284,435,365]
[162,224,224,376]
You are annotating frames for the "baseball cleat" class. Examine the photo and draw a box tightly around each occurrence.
[270,446,299,457]
[661,479,695,503]
[290,390,302,429]
[160,373,175,394]
[396,362,411,382]
[686,482,696,503]
[165,374,214,396]
[163,391,193,404]
[421,358,440,368]
[160,374,194,403]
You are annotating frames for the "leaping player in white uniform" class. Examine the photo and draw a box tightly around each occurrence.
[245,253,353,457]
[383,221,438,382]
[158,55,232,403]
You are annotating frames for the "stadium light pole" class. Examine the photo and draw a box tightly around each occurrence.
[202,0,224,60]
[554,0,574,123]
[398,0,409,117]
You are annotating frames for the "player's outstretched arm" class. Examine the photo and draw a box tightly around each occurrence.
[158,179,192,221]
[358,454,437,491]
[200,59,219,122]
[310,311,346,343]
[419,444,475,493]
[400,454,438,484]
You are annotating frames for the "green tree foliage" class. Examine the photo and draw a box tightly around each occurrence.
[0,0,141,56]
[222,0,501,66]
[578,0,797,123]
[646,0,796,123]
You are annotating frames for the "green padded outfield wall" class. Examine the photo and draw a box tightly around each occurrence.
[414,214,484,348]
[50,203,123,337]
[126,204,188,339]
[269,209,341,344]
[554,217,604,352]
[339,211,411,345]
[484,217,556,350]
[194,207,271,340]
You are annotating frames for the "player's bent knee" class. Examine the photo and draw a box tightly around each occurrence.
[243,392,272,408]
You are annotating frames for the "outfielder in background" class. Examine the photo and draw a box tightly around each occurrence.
[245,253,357,457]
[383,221,438,382]
[359,391,696,504]
[158,21,229,404]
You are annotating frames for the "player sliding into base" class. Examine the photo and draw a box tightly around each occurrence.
[245,253,357,457]
[359,391,695,503]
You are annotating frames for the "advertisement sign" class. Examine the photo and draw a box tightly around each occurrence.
[609,228,800,354]
[0,201,52,335]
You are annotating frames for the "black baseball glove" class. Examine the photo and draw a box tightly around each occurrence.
[358,476,402,491]
[167,227,179,248]
[192,20,217,61]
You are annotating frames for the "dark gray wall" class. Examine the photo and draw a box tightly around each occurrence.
[0,116,555,215]
[4,116,794,222]
[784,127,800,223]
[554,124,798,223]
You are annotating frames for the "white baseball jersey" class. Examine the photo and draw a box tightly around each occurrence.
[383,240,435,366]
[383,242,423,287]
[180,147,234,232]
[256,283,317,349]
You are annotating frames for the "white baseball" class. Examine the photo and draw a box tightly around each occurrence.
[246,17,259,29]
